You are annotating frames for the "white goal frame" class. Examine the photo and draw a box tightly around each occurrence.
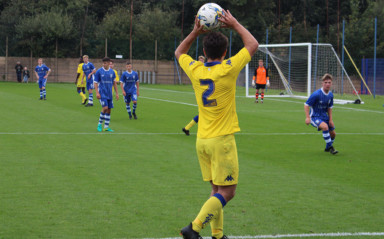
[245,43,362,104]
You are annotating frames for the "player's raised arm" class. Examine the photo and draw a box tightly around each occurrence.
[219,10,258,57]
[175,16,205,60]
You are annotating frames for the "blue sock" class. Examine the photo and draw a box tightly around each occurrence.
[194,115,199,123]
[133,103,137,113]
[323,130,332,149]
[89,93,93,104]
[104,113,111,128]
[98,112,105,125]
[43,89,46,98]
[40,90,43,99]
[126,104,131,116]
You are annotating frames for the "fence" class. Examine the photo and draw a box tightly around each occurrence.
[362,58,384,95]
[0,56,194,85]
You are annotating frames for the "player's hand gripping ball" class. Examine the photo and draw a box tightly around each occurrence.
[197,3,224,31]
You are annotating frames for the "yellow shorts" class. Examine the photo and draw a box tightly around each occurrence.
[76,78,86,88]
[196,134,239,186]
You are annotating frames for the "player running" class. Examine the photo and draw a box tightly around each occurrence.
[34,58,51,100]
[120,62,140,120]
[82,55,96,107]
[304,73,338,155]
[175,10,258,239]
[252,59,269,103]
[182,56,205,136]
[75,57,87,105]
[94,57,119,132]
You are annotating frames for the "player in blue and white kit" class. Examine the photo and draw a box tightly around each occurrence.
[94,57,119,132]
[34,58,51,100]
[82,55,96,107]
[304,73,338,154]
[120,62,140,120]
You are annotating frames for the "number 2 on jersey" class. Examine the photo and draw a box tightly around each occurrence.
[200,79,217,107]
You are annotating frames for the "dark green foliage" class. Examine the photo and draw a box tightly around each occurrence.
[0,0,382,61]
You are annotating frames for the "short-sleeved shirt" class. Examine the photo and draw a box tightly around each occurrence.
[113,69,120,82]
[178,47,251,139]
[305,88,334,120]
[121,71,139,93]
[35,64,50,80]
[77,63,84,81]
[82,62,95,81]
[254,66,269,84]
[94,67,116,100]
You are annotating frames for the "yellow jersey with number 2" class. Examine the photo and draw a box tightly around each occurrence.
[179,47,251,139]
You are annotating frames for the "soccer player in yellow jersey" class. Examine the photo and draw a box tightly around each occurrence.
[110,60,120,83]
[176,10,258,239]
[75,57,87,104]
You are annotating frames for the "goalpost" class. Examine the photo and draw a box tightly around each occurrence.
[245,43,363,104]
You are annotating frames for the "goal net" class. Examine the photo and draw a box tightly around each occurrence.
[245,43,362,104]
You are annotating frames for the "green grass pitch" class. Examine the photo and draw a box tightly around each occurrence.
[0,82,383,239]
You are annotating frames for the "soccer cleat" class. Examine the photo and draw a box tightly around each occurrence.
[103,127,114,132]
[129,114,132,120]
[82,98,88,105]
[255,100,258,103]
[261,100,263,103]
[39,97,43,100]
[329,146,338,155]
[180,223,202,239]
[44,98,46,100]
[85,103,93,107]
[133,113,137,120]
[182,128,190,136]
[212,236,229,239]
[324,147,331,152]
[97,124,102,132]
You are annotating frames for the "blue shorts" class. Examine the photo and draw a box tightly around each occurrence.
[124,91,138,103]
[99,98,114,109]
[38,78,47,88]
[310,118,335,131]
[86,80,94,91]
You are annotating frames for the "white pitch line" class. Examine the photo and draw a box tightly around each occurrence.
[141,87,384,114]
[1,132,384,136]
[141,87,195,95]
[266,98,384,114]
[139,232,384,239]
[141,96,197,107]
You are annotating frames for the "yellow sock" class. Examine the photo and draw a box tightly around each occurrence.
[210,208,224,239]
[192,194,225,233]
[185,119,197,131]
[79,92,86,101]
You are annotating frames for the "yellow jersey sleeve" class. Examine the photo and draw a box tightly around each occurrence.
[178,54,203,86]
[113,69,120,82]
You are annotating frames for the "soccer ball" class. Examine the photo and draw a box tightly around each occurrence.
[197,3,224,30]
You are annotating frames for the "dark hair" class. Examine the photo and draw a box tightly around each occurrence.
[322,73,333,81]
[126,62,132,65]
[102,57,111,62]
[79,57,84,64]
[110,59,114,63]
[203,32,228,60]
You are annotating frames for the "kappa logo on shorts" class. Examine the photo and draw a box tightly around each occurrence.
[316,120,320,124]
[225,175,234,182]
